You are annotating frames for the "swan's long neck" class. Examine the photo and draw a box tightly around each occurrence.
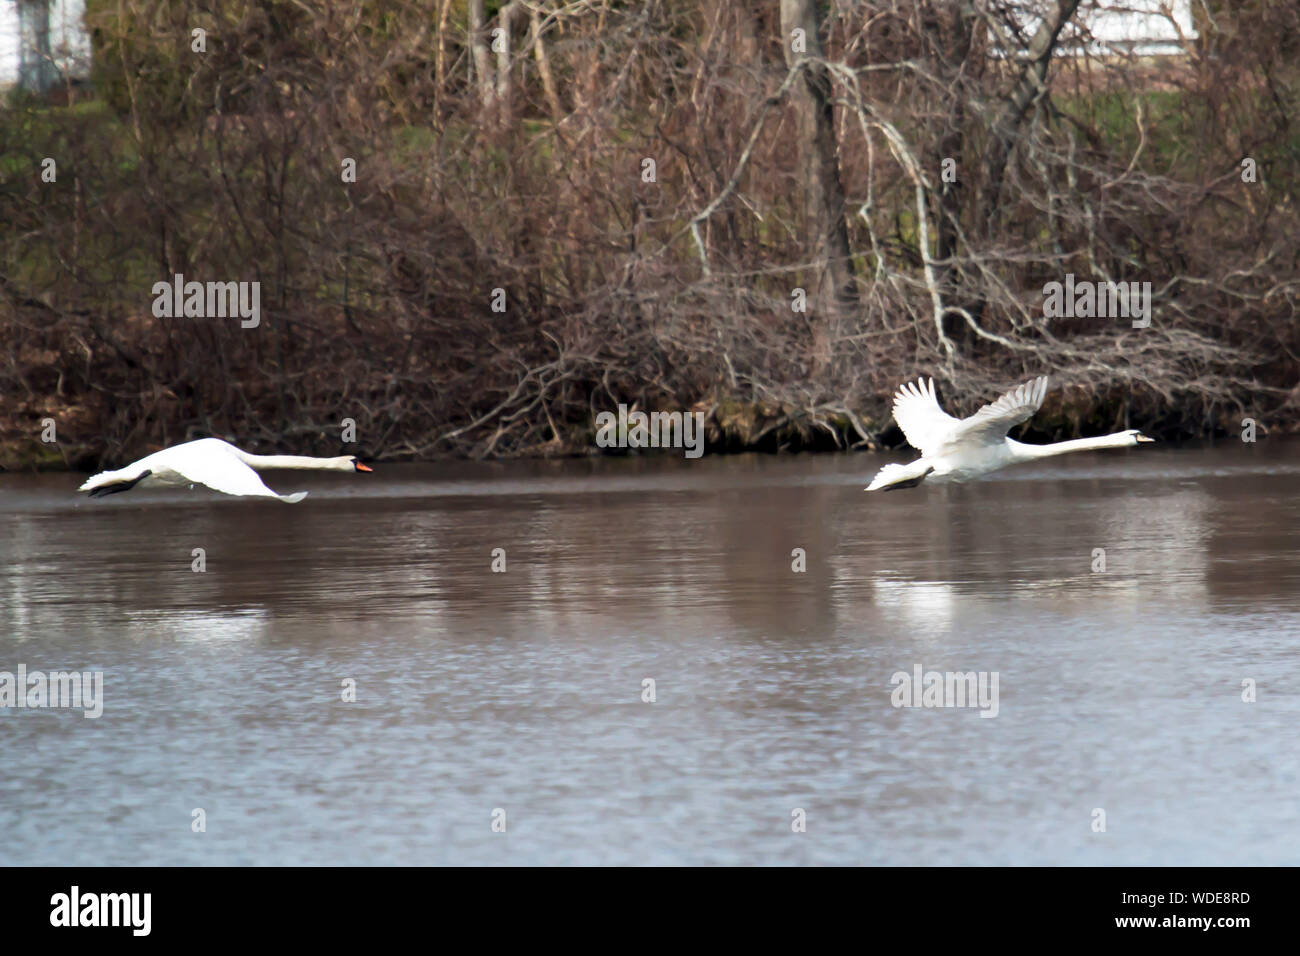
[235,452,354,471]
[1012,433,1137,460]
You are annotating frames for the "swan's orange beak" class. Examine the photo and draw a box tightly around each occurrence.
[356,462,374,472]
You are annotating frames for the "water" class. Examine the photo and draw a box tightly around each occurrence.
[2,442,1298,865]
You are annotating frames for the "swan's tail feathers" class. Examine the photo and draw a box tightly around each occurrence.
[279,492,309,503]
[866,461,935,492]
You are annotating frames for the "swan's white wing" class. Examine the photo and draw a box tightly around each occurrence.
[162,446,308,503]
[891,377,960,456]
[950,376,1049,445]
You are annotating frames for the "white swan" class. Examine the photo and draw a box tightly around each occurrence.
[866,376,1152,491]
[78,437,373,503]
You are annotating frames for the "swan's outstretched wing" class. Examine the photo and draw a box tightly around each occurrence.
[164,446,308,503]
[891,377,960,456]
[950,376,1049,445]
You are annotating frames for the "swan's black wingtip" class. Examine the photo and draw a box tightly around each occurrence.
[83,469,152,498]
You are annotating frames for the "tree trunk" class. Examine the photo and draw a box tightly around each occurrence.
[981,0,1082,235]
[435,0,454,115]
[495,2,515,124]
[931,1,978,346]
[531,7,563,124]
[779,0,857,336]
[468,0,494,111]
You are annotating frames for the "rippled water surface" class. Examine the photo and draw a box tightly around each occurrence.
[2,441,1298,865]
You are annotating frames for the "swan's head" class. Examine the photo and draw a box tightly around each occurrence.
[351,457,374,472]
[1129,430,1155,444]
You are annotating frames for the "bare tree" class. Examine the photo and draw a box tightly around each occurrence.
[1,0,1296,468]
[780,0,857,335]
[469,0,494,110]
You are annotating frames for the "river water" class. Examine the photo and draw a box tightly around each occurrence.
[1,442,1297,865]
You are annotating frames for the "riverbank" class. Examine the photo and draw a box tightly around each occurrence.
[2,390,1286,473]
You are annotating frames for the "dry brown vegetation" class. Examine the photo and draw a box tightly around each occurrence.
[2,0,1298,469]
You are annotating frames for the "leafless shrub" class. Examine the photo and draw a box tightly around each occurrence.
[1,0,1296,467]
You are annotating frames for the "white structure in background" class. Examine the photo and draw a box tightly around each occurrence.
[0,0,90,91]
[1080,0,1198,56]
[993,1,1199,59]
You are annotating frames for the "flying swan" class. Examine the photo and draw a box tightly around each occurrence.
[78,438,373,503]
[866,376,1152,491]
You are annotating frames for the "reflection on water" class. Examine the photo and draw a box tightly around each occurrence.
[1,442,1298,864]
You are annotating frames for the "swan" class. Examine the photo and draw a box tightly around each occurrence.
[78,437,373,503]
[866,376,1152,491]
